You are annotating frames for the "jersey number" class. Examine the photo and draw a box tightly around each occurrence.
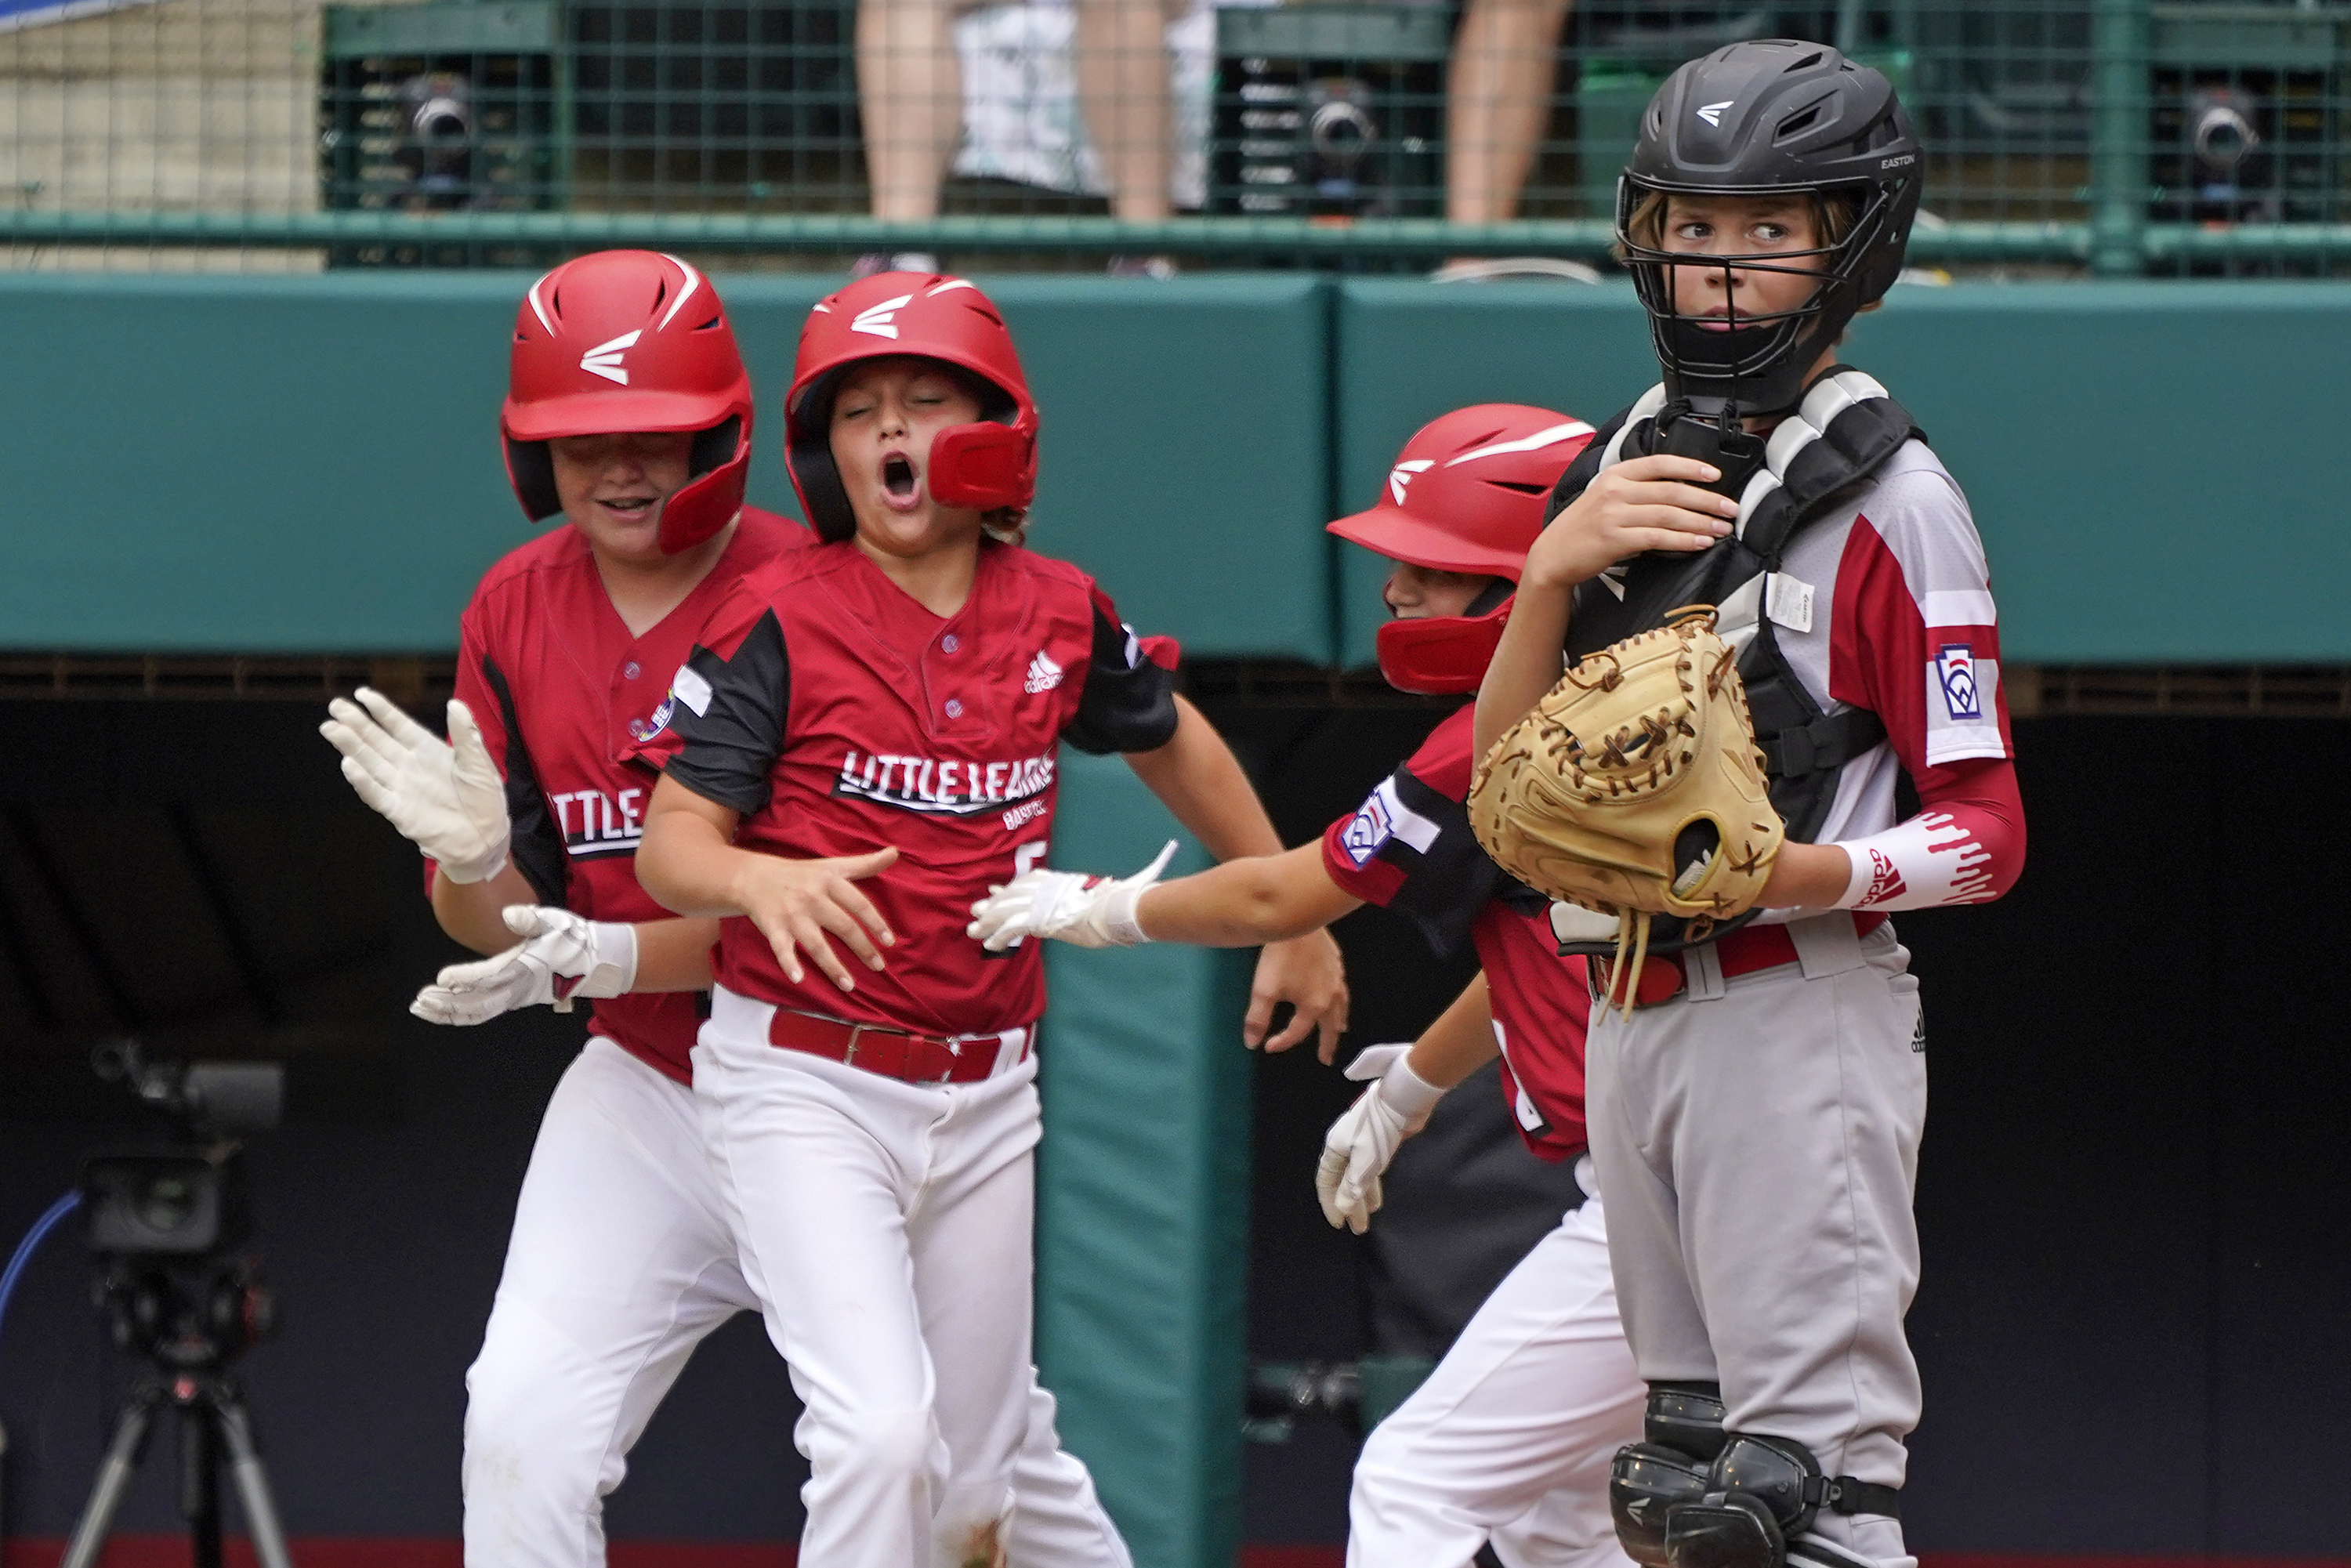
[1001,842,1049,951]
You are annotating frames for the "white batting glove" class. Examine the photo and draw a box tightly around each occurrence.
[966,840,1178,952]
[321,687,512,884]
[1315,1044,1447,1235]
[411,906,638,1026]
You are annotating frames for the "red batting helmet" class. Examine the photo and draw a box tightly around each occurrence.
[1328,404,1596,695]
[784,271,1038,543]
[502,250,755,555]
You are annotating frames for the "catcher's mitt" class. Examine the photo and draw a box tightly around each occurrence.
[1467,607,1785,1012]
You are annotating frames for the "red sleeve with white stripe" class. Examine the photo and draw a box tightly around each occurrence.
[1824,468,2026,911]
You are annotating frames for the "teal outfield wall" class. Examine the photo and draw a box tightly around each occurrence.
[0,272,1332,660]
[2,272,2347,663]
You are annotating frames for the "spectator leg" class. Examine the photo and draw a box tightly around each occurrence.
[1076,0,1176,221]
[1445,0,1572,224]
[859,0,965,219]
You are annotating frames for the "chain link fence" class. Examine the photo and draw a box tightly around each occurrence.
[6,0,2349,273]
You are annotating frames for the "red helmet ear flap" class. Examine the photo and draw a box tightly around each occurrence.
[1374,597,1513,696]
[654,413,752,553]
[929,422,1036,512]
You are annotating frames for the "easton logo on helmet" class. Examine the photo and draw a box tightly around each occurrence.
[852,295,913,339]
[1388,459,1433,505]
[1695,99,1733,126]
[578,330,639,385]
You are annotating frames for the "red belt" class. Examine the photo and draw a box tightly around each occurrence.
[1603,913,1889,1009]
[766,1009,1027,1085]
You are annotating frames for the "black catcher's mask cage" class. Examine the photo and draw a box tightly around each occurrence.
[1614,40,1923,420]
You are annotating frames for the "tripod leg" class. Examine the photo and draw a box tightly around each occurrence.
[60,1386,161,1568]
[214,1396,297,1568]
[185,1402,223,1568]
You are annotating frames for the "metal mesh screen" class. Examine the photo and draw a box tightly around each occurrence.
[5,0,2349,274]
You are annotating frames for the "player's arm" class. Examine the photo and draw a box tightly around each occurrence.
[1315,975,1499,1233]
[1764,477,2027,914]
[407,907,723,1027]
[636,775,898,994]
[1114,697,1351,1059]
[1132,842,1362,947]
[1473,454,1736,757]
[429,864,542,954]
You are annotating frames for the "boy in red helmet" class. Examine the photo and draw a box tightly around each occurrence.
[972,405,1651,1568]
[630,270,1346,1567]
[322,252,1153,1568]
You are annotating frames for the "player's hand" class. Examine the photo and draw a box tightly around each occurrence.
[411,906,638,1026]
[321,687,512,884]
[1314,1044,1445,1234]
[735,846,900,992]
[1246,928,1349,1062]
[965,841,1177,952]
[1522,454,1737,591]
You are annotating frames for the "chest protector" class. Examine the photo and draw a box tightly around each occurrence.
[1546,368,1919,955]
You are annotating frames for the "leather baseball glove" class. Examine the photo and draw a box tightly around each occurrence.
[1467,608,1784,1012]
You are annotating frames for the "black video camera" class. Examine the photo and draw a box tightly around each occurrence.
[82,1040,282,1259]
[81,1042,284,1368]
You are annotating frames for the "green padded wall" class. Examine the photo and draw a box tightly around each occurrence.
[1035,752,1253,1568]
[0,273,1332,660]
[1334,278,2351,666]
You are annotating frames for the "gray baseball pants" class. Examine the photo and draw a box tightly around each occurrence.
[1585,914,1925,1568]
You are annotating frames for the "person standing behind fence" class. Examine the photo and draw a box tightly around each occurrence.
[857,0,1183,276]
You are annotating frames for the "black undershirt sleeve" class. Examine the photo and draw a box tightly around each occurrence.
[1063,603,1180,755]
[661,609,792,815]
[1375,768,1510,959]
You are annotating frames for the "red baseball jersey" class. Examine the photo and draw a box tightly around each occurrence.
[633,538,1179,1039]
[1321,705,1591,1161]
[454,508,807,1083]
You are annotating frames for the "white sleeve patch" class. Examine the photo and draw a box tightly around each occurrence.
[1923,648,2006,764]
[1335,776,1442,867]
[672,664,714,718]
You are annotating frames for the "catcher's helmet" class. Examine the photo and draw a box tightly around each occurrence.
[1328,404,1595,696]
[1617,40,1922,418]
[502,250,755,555]
[785,271,1038,543]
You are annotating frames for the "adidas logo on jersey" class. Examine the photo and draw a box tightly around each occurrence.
[1023,650,1064,693]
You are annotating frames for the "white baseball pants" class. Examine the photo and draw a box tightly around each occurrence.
[696,987,1050,1568]
[462,1033,1130,1568]
[1585,915,1925,1568]
[1348,1160,1645,1568]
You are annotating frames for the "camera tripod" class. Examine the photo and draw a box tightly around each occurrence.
[60,1261,294,1568]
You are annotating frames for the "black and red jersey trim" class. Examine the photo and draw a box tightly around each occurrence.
[661,609,791,817]
[478,653,568,908]
[1361,769,1514,960]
